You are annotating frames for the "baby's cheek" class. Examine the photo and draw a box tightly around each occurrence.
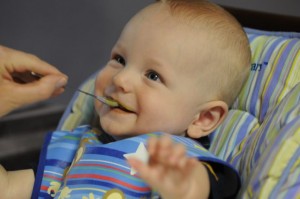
[94,100,101,113]
[95,72,106,93]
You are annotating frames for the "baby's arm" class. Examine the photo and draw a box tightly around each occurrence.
[0,165,34,199]
[127,135,210,199]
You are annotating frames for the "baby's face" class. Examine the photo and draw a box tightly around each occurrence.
[94,3,210,139]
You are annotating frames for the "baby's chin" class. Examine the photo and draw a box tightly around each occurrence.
[99,122,136,140]
[105,131,137,141]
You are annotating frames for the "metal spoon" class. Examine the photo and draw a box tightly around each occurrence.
[77,89,119,107]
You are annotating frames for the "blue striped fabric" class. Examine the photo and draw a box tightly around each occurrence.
[33,126,239,198]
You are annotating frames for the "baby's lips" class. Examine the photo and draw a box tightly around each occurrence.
[118,101,135,113]
[107,95,135,112]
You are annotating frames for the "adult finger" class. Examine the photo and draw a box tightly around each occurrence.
[13,74,68,105]
[0,45,65,76]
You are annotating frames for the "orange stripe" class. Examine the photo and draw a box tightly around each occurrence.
[43,174,62,181]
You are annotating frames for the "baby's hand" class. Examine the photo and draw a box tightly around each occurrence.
[0,165,34,199]
[127,135,210,199]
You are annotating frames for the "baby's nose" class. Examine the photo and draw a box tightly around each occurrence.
[112,68,134,93]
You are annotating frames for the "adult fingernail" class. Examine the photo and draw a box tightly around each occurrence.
[55,77,68,88]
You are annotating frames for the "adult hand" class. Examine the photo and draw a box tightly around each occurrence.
[0,45,68,117]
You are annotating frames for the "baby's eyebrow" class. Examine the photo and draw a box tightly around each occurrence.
[146,57,167,69]
[111,42,126,55]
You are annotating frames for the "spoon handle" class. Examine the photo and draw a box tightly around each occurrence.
[77,89,119,107]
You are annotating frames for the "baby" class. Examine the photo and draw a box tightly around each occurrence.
[1,0,251,198]
[90,1,250,197]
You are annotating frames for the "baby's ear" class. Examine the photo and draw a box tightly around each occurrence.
[187,101,228,139]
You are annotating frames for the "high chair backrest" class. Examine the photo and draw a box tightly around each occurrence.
[210,28,300,198]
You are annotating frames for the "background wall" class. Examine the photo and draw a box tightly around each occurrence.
[0,0,152,106]
[211,0,300,17]
[0,0,299,107]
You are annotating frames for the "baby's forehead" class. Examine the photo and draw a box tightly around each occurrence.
[135,3,222,47]
[124,3,224,71]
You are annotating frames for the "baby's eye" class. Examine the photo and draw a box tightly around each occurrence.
[145,70,161,82]
[113,54,126,66]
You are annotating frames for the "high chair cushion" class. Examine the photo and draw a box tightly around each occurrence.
[210,28,300,198]
[57,28,300,198]
[57,72,98,131]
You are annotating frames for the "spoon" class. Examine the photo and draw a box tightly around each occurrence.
[77,89,119,107]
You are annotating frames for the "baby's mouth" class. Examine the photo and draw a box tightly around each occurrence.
[107,97,135,113]
[114,103,135,113]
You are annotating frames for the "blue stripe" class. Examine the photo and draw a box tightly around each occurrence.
[260,39,297,121]
[270,147,300,198]
[66,180,151,198]
[84,147,125,159]
[38,192,53,199]
[45,159,71,168]
[32,132,52,199]
[249,37,285,119]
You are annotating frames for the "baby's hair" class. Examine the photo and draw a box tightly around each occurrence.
[155,0,251,106]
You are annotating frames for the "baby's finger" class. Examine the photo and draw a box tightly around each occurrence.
[127,158,163,188]
[168,143,186,167]
[156,135,173,163]
[147,136,158,157]
[148,135,172,161]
